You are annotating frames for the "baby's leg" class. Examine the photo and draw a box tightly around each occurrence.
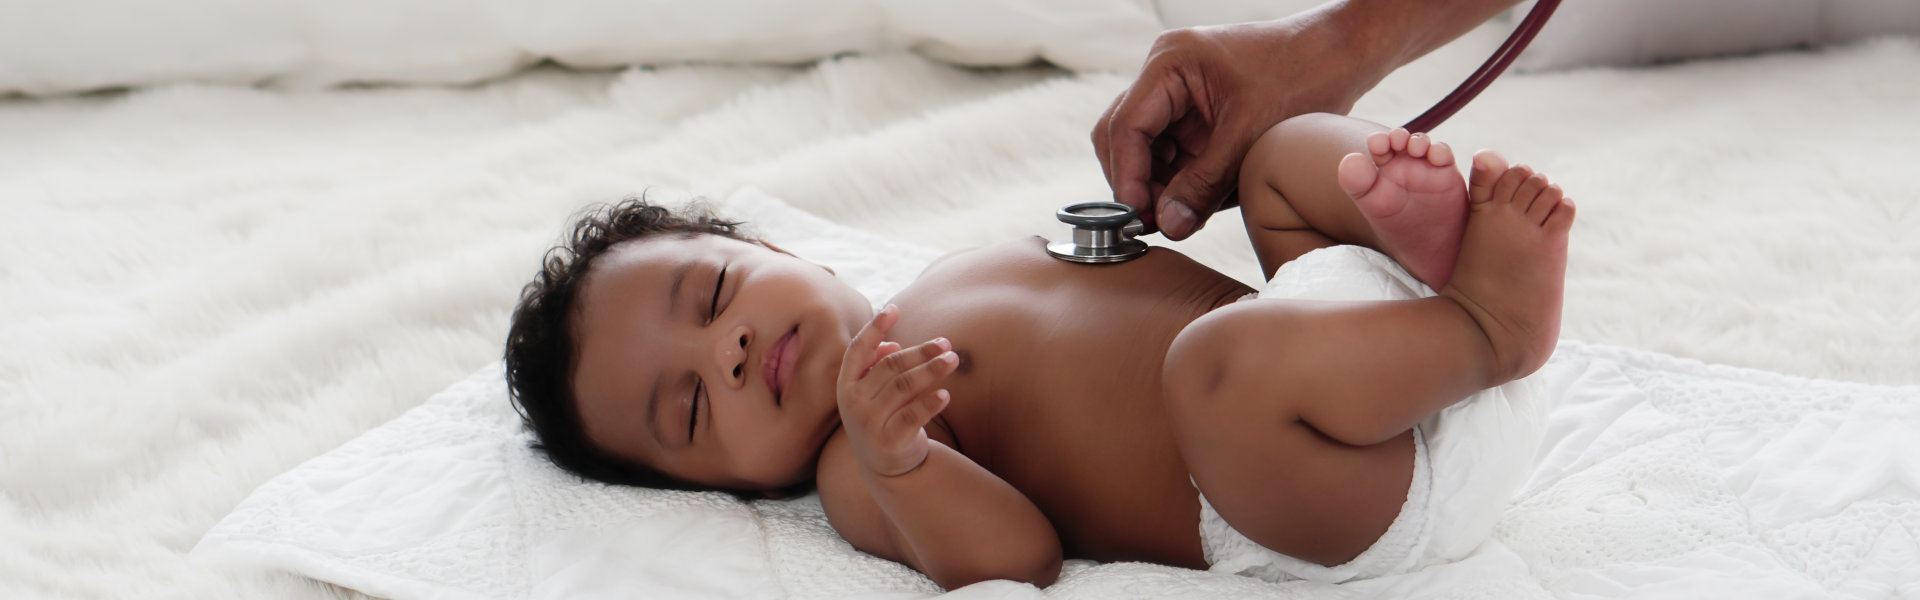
[1161,297,1492,566]
[1238,113,1482,288]
[1163,164,1573,566]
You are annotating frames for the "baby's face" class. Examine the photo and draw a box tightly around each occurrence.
[570,234,871,490]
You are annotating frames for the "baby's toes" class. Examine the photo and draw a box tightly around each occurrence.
[1426,141,1455,168]
[1514,173,1550,219]
[1408,133,1431,158]
[1389,127,1411,153]
[1468,150,1508,204]
[1367,131,1393,165]
[1338,152,1381,198]
[1527,182,1563,223]
[1488,164,1535,209]
[1545,197,1576,233]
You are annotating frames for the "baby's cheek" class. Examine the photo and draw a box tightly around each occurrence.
[733,429,816,488]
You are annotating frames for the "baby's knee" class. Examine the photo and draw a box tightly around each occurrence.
[1239,112,1359,193]
[1162,304,1293,422]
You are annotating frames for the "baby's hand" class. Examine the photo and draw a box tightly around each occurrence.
[836,305,959,478]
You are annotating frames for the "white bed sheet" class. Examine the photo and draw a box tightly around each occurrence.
[194,190,1918,600]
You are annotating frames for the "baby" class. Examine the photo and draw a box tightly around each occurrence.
[504,112,1572,589]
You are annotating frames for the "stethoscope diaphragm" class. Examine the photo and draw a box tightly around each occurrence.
[1045,201,1149,264]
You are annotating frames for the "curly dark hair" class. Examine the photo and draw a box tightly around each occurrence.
[504,194,758,496]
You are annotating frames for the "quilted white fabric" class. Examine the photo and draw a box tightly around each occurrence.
[194,190,1920,600]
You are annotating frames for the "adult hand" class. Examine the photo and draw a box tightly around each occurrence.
[1093,12,1385,240]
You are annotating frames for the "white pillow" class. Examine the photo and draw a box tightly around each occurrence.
[191,188,950,599]
[1511,0,1920,71]
[0,0,1163,96]
[1152,0,1325,29]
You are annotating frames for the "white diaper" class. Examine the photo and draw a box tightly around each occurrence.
[1195,246,1551,584]
[1197,427,1432,584]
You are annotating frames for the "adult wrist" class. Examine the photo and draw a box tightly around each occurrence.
[1318,0,1416,84]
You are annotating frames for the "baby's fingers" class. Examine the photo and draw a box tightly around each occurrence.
[839,305,900,383]
[877,348,959,406]
[866,337,950,382]
[888,389,951,439]
[862,341,903,379]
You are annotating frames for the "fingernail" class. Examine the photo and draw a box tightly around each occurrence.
[1159,200,1195,235]
[939,352,958,364]
[882,304,897,317]
[934,337,951,351]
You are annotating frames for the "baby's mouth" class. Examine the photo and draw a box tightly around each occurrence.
[763,327,799,406]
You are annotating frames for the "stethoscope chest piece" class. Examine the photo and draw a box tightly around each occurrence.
[1046,201,1149,264]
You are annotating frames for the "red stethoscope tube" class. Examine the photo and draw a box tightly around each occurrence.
[1403,0,1563,133]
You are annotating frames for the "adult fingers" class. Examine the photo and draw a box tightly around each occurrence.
[1092,95,1120,188]
[1153,132,1244,240]
[1106,74,1190,221]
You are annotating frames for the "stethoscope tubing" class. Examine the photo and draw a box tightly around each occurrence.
[1403,0,1563,133]
[1103,1,1563,236]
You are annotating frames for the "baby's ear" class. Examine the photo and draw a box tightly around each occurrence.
[758,240,835,276]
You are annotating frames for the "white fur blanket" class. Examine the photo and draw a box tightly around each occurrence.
[2,20,1916,598]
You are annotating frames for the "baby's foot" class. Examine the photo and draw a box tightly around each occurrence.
[1441,150,1574,384]
[1337,128,1468,288]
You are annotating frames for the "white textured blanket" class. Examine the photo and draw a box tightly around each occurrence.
[192,191,1919,599]
[3,21,1917,599]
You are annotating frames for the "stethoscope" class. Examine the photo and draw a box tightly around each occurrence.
[1049,0,1563,264]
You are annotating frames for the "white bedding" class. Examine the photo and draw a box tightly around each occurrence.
[191,191,1919,600]
[4,19,1918,599]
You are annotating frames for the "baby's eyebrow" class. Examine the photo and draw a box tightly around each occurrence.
[667,259,693,318]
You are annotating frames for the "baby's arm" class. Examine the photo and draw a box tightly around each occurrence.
[818,435,1060,588]
[820,307,1061,589]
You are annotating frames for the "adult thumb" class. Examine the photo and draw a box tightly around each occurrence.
[1154,146,1239,241]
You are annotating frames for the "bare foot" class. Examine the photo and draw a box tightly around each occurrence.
[1337,128,1468,289]
[1441,150,1574,384]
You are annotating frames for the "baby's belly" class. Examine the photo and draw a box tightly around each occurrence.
[990,376,1211,568]
[887,237,1254,567]
[952,296,1222,568]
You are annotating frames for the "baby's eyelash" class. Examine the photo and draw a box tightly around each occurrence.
[708,266,726,322]
[689,379,701,440]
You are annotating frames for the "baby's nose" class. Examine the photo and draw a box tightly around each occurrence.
[717,325,752,386]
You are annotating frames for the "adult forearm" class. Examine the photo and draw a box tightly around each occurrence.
[1326,0,1525,80]
[863,442,1062,589]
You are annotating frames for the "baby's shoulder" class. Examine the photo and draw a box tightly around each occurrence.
[890,238,1053,322]
[921,236,1046,273]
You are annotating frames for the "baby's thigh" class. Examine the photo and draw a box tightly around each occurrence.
[1160,302,1418,566]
